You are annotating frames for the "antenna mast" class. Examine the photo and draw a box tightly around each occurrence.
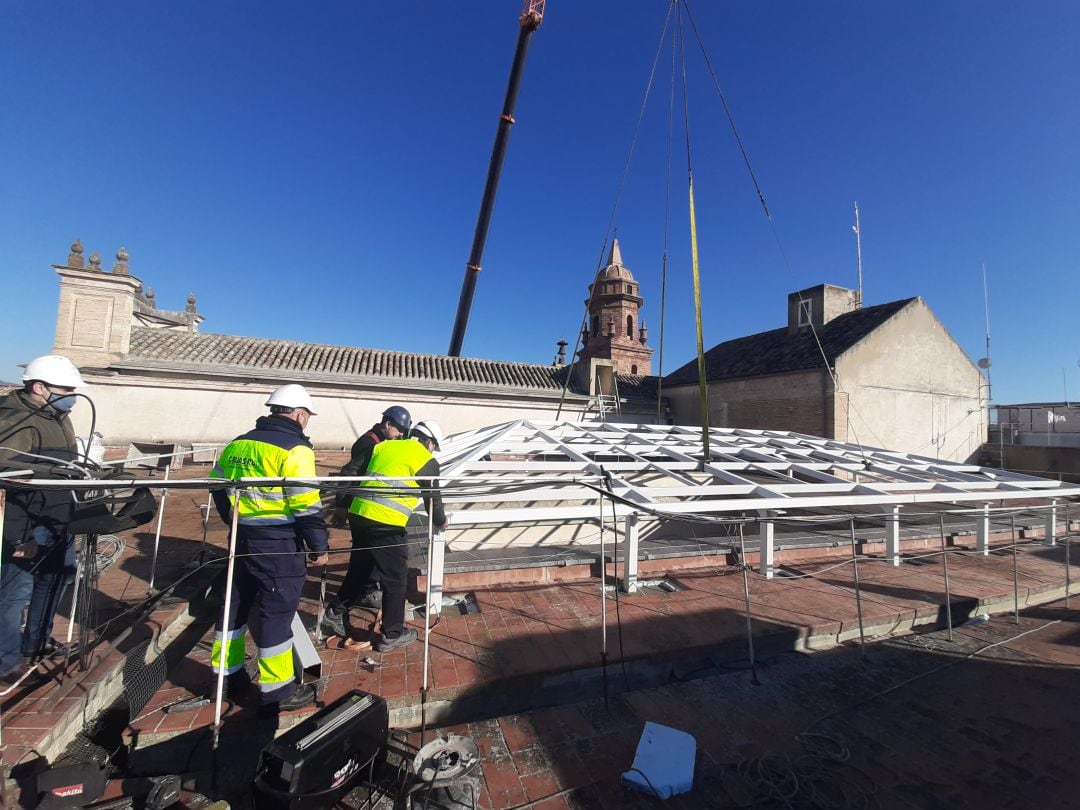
[978,263,993,408]
[852,201,863,309]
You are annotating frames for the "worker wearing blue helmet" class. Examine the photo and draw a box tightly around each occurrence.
[322,405,411,637]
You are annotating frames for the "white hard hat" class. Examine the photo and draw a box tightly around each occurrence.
[21,355,85,388]
[412,420,444,451]
[265,384,317,414]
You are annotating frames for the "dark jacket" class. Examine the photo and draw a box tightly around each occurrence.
[334,423,391,508]
[0,390,79,548]
[416,455,447,529]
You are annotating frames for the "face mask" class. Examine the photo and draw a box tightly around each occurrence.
[47,392,77,413]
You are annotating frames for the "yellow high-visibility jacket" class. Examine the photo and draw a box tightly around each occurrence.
[349,438,435,527]
[211,415,328,551]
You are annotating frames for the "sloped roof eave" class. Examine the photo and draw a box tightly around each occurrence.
[662,297,918,386]
[663,363,829,388]
[829,297,917,366]
[106,357,594,401]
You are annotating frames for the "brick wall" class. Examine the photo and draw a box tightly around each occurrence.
[667,368,835,437]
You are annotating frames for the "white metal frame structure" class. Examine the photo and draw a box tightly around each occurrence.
[431,420,1080,587]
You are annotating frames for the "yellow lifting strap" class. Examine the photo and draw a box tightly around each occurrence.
[687,175,710,463]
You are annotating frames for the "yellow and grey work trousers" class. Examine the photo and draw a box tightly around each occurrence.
[211,534,305,704]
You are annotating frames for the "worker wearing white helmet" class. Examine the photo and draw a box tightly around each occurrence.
[208,383,328,713]
[411,420,444,451]
[338,418,448,652]
[0,354,86,686]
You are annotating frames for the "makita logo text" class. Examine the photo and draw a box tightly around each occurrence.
[52,784,85,797]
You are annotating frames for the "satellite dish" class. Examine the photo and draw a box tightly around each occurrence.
[977,358,992,369]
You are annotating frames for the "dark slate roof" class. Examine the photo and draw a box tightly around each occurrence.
[616,373,661,403]
[124,328,580,391]
[663,298,916,386]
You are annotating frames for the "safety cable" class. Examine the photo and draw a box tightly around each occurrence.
[555,1,675,420]
[681,0,769,221]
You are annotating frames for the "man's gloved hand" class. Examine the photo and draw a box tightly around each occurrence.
[12,540,38,560]
[330,507,350,530]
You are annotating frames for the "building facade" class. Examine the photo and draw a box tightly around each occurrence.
[663,284,987,462]
[48,241,662,449]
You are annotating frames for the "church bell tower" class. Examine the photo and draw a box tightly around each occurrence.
[576,239,653,376]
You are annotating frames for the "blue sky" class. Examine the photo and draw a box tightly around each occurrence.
[1,1,1076,405]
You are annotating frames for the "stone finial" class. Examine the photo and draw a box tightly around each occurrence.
[146,287,156,308]
[113,246,130,275]
[639,321,648,345]
[554,338,568,366]
[581,326,589,344]
[88,250,102,270]
[68,238,85,268]
[186,292,197,314]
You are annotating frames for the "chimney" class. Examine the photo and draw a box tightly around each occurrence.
[52,239,142,366]
[787,284,858,336]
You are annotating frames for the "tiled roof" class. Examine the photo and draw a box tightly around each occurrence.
[125,328,584,392]
[615,373,661,403]
[664,298,916,386]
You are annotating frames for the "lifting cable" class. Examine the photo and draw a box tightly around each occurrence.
[675,1,712,464]
[654,1,678,425]
[555,1,676,420]
[679,0,875,462]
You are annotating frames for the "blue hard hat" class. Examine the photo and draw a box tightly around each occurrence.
[381,405,412,432]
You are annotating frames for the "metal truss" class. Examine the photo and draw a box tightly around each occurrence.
[435,420,1080,527]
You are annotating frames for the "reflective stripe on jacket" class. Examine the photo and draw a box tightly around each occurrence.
[348,439,433,527]
[210,415,327,551]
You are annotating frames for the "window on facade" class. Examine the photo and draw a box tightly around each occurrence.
[592,315,600,337]
[626,315,634,337]
[626,284,632,294]
[798,298,812,327]
[631,364,638,375]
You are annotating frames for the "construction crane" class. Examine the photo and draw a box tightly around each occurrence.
[447,0,546,357]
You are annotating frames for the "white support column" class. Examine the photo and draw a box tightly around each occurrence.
[758,510,776,579]
[885,505,901,566]
[622,514,639,594]
[1045,499,1058,546]
[976,503,990,556]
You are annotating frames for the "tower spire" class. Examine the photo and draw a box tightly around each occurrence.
[607,238,623,268]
